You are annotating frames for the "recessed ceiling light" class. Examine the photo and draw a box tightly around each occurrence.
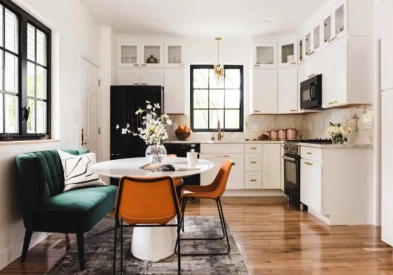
[154,19,166,24]
[259,20,271,26]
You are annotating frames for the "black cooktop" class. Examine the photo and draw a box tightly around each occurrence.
[286,138,333,144]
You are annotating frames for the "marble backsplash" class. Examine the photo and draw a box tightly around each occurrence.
[167,105,374,145]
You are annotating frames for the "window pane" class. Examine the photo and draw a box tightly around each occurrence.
[36,101,46,133]
[36,66,47,99]
[37,30,46,66]
[193,89,208,108]
[225,69,241,88]
[5,94,18,133]
[27,24,35,61]
[5,9,18,53]
[0,94,3,133]
[209,110,224,130]
[0,6,3,47]
[225,89,240,108]
[209,89,224,108]
[193,69,209,88]
[5,53,18,93]
[225,110,240,129]
[193,110,208,129]
[209,69,224,89]
[27,99,35,133]
[0,50,3,90]
[27,62,35,97]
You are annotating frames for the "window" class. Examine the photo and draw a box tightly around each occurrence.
[0,0,51,141]
[190,65,244,132]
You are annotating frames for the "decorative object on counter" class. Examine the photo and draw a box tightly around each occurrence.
[175,125,192,141]
[117,101,171,163]
[261,131,270,140]
[327,122,352,144]
[287,128,296,140]
[278,129,287,140]
[146,55,158,63]
[213,37,224,81]
[270,130,278,140]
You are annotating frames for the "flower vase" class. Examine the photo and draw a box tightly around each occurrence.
[145,144,167,163]
[331,135,346,144]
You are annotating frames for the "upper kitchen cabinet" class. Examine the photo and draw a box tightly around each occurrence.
[253,43,277,68]
[117,42,164,67]
[117,69,163,86]
[381,0,393,91]
[164,69,186,114]
[278,41,297,67]
[164,42,184,68]
[278,67,297,113]
[252,69,278,114]
[321,36,373,109]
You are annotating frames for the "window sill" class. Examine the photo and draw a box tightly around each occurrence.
[0,139,60,146]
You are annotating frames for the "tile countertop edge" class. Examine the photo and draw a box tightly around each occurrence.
[164,140,285,144]
[300,143,373,149]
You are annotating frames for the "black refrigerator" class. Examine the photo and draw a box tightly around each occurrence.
[110,85,164,184]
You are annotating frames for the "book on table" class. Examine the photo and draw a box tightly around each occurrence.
[139,162,200,173]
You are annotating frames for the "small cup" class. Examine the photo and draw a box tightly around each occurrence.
[187,151,200,166]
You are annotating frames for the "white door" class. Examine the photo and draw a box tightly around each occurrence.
[200,154,222,186]
[117,69,141,85]
[164,69,185,114]
[263,144,281,189]
[140,70,163,86]
[252,70,277,114]
[278,67,297,113]
[223,154,244,189]
[382,89,393,246]
[381,0,393,90]
[81,58,100,158]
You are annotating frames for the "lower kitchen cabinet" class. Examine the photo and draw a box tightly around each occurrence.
[200,154,222,186]
[300,158,323,214]
[262,144,281,189]
[245,172,263,189]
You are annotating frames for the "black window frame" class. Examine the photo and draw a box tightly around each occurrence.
[190,64,244,132]
[0,0,51,141]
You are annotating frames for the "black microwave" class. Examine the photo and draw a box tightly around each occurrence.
[300,74,322,110]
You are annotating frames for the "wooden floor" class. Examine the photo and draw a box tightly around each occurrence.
[1,197,393,275]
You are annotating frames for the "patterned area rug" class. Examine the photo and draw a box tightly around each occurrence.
[46,215,249,275]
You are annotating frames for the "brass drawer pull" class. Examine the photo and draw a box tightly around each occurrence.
[305,162,313,166]
[250,179,257,182]
[308,73,316,79]
[141,83,147,85]
[328,101,338,105]
[215,155,221,158]
[290,61,297,65]
[328,36,337,43]
[254,110,260,113]
[307,152,312,155]
[290,109,297,112]
[250,147,257,149]
[133,64,140,66]
[141,64,147,66]
[223,155,229,157]
[250,161,257,164]
[309,50,315,55]
[254,64,260,67]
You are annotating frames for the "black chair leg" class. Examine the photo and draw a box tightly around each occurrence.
[217,198,231,254]
[177,222,181,275]
[21,229,32,263]
[181,198,187,232]
[76,232,85,271]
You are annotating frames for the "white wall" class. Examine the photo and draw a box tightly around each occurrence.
[0,0,101,269]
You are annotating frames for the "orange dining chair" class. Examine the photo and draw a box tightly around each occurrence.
[177,160,234,256]
[113,176,182,275]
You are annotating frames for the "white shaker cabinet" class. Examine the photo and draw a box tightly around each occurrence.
[200,154,222,186]
[381,0,393,91]
[223,154,245,189]
[252,70,278,114]
[117,69,141,85]
[300,158,323,215]
[140,70,163,86]
[382,89,393,246]
[117,69,163,86]
[164,69,185,114]
[278,67,297,113]
[262,144,281,189]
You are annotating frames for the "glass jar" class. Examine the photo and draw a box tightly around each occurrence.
[145,144,167,163]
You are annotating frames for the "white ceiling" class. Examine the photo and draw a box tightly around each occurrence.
[79,0,327,36]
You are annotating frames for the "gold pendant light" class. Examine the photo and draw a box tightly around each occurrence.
[214,37,224,81]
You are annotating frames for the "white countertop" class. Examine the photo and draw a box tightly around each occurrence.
[164,140,285,144]
[300,143,373,149]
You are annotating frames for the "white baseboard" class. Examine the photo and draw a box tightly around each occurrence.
[0,232,51,270]
[222,189,285,197]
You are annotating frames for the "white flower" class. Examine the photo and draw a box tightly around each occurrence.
[167,119,172,125]
[147,104,152,110]
[154,103,160,109]
[146,100,150,104]
[116,124,119,129]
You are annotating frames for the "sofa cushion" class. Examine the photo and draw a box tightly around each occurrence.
[32,185,117,233]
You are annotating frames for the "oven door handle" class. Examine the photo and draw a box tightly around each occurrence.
[282,156,297,161]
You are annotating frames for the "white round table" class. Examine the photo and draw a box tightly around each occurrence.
[91,157,214,262]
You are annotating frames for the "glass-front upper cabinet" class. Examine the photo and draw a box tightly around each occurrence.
[322,1,347,47]
[117,42,164,67]
[278,41,297,67]
[141,42,164,67]
[118,43,142,67]
[253,43,277,68]
[164,42,184,67]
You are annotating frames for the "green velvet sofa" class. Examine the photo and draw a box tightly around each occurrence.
[15,149,118,271]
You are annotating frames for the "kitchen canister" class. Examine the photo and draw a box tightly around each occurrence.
[270,130,278,140]
[278,129,287,140]
[287,128,296,140]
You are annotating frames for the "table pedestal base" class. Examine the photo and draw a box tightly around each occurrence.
[131,219,177,262]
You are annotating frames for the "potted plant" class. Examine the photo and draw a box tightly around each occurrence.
[327,122,352,144]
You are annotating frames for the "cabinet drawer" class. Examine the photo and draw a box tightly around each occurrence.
[245,144,263,153]
[201,144,244,154]
[245,172,263,189]
[245,154,263,171]
[301,146,322,161]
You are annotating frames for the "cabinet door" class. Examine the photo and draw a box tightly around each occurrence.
[321,42,337,107]
[382,89,393,246]
[280,145,284,191]
[306,160,323,214]
[164,42,184,67]
[245,172,263,189]
[278,41,297,67]
[223,154,244,189]
[262,144,281,189]
[252,70,278,114]
[245,154,263,172]
[141,42,164,67]
[381,0,393,91]
[278,67,297,113]
[118,43,142,67]
[140,70,164,86]
[253,43,277,68]
[300,159,310,206]
[334,38,348,105]
[164,69,185,114]
[200,154,222,186]
[117,69,141,85]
